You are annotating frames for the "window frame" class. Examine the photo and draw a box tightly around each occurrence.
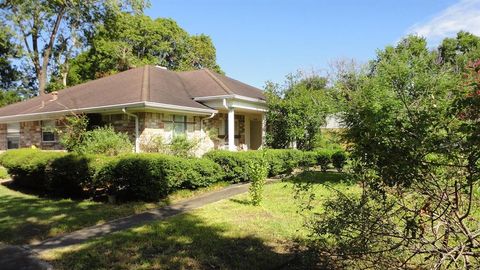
[41,120,56,142]
[172,115,187,135]
[6,123,20,149]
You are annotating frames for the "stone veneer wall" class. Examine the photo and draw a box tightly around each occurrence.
[0,111,250,153]
[203,113,246,149]
[103,112,215,155]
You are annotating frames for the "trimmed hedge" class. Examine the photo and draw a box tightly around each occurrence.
[203,149,332,181]
[96,154,223,201]
[0,149,66,190]
[0,149,223,201]
[0,148,347,202]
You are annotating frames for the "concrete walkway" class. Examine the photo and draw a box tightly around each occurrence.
[29,181,254,254]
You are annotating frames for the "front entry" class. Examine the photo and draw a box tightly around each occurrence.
[249,119,262,150]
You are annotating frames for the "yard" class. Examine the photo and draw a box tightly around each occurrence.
[39,171,357,270]
[0,169,357,269]
[0,179,229,245]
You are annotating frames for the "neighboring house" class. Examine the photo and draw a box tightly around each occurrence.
[0,66,267,154]
[323,114,345,129]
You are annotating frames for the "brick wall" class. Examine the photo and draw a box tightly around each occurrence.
[0,124,6,150]
[19,121,42,148]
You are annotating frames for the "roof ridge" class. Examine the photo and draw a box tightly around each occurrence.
[203,69,234,95]
[175,71,194,100]
[141,65,150,101]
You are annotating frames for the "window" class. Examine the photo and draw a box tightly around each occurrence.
[7,123,20,149]
[42,120,56,142]
[164,114,187,142]
[173,115,187,135]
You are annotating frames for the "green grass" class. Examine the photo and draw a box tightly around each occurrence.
[43,171,358,270]
[0,181,229,245]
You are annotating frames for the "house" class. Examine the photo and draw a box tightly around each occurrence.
[0,66,267,154]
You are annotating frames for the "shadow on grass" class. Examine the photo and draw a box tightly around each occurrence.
[230,198,252,205]
[50,213,315,270]
[286,170,353,185]
[0,183,165,245]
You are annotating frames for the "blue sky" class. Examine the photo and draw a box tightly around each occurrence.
[146,0,479,88]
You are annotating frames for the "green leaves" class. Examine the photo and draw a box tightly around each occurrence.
[67,13,222,84]
[265,72,332,150]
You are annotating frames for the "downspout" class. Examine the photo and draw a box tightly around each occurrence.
[122,108,139,153]
[222,98,228,110]
[200,112,216,142]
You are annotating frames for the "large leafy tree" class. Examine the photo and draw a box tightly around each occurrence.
[310,35,480,268]
[0,0,148,95]
[66,12,222,85]
[265,72,331,150]
[0,21,20,105]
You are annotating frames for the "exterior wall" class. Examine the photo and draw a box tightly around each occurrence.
[20,121,42,148]
[0,110,265,154]
[0,124,6,150]
[0,120,65,151]
[203,113,247,150]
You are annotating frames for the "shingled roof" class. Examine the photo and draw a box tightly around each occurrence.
[0,66,265,121]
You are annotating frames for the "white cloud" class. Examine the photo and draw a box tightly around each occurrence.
[408,0,480,44]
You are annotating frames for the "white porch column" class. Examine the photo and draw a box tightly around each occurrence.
[261,113,266,148]
[228,108,235,151]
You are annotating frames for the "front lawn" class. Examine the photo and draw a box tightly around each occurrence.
[0,181,229,245]
[43,171,358,270]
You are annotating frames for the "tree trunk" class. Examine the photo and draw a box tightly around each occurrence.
[38,69,46,95]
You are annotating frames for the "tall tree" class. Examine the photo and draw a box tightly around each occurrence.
[0,0,148,95]
[0,21,20,105]
[265,72,331,150]
[66,12,222,85]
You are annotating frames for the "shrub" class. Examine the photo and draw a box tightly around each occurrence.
[96,154,223,201]
[0,166,9,179]
[46,154,113,198]
[205,149,316,181]
[74,126,133,156]
[181,158,224,189]
[316,149,334,172]
[0,149,65,190]
[169,135,200,158]
[264,149,304,176]
[141,134,200,158]
[247,157,269,206]
[204,150,262,183]
[58,115,88,151]
[301,151,318,167]
[331,151,347,172]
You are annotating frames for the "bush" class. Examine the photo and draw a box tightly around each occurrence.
[74,126,133,156]
[46,154,112,198]
[0,149,65,190]
[316,149,334,172]
[96,154,223,201]
[247,157,269,206]
[169,135,200,158]
[264,149,304,176]
[0,166,9,179]
[331,151,347,172]
[204,150,262,183]
[300,151,318,167]
[204,149,318,181]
